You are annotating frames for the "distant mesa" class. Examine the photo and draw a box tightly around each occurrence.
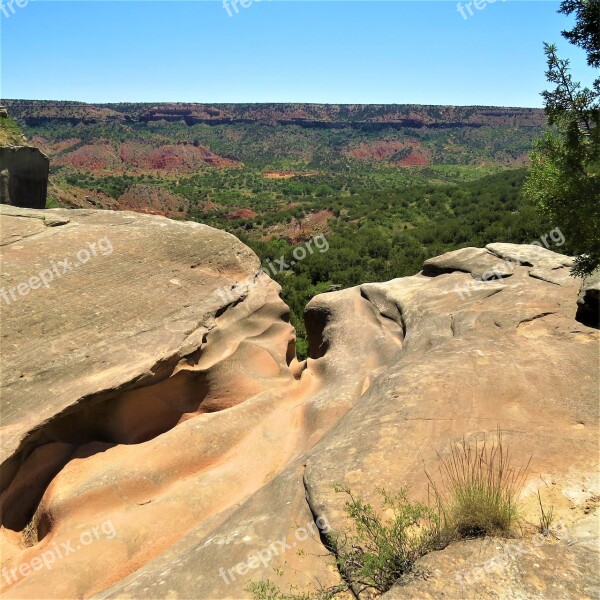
[2,100,547,129]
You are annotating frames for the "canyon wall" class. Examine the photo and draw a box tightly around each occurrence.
[2,100,546,129]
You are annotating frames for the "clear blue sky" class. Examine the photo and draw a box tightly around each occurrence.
[0,1,594,106]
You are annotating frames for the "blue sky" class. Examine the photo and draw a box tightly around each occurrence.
[0,1,594,106]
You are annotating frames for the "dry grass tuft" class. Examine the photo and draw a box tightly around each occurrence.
[428,429,530,539]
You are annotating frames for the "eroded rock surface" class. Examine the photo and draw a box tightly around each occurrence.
[0,214,598,599]
[384,517,600,599]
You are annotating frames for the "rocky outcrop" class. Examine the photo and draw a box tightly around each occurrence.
[577,270,600,328]
[0,146,49,209]
[384,521,599,599]
[0,211,597,599]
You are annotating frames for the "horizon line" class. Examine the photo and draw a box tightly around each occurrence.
[2,98,545,110]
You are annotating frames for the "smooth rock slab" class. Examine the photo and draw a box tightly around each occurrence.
[422,247,514,280]
[0,206,262,463]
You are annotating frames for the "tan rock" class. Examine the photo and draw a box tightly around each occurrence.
[383,516,600,599]
[0,207,401,598]
[99,246,597,599]
[0,223,598,600]
[422,246,514,280]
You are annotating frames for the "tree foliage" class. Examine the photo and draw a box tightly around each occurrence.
[560,0,600,70]
[526,0,600,276]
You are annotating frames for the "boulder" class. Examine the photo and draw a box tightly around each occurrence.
[577,270,600,328]
[422,246,514,280]
[0,146,49,209]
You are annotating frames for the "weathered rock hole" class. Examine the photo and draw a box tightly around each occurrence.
[304,305,332,360]
[576,296,599,329]
[0,369,213,535]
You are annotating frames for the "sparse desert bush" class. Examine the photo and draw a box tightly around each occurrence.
[247,580,295,600]
[250,431,531,599]
[427,430,530,539]
[328,486,441,596]
[249,487,440,600]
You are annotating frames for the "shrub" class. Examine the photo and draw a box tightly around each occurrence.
[329,486,440,595]
[247,487,440,600]
[247,580,339,600]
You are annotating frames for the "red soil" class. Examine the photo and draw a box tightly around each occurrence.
[54,141,239,173]
[226,208,258,220]
[346,139,430,166]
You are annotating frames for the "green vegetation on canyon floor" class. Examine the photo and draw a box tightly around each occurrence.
[3,101,583,355]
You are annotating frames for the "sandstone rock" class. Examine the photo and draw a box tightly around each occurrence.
[383,520,600,599]
[0,205,266,462]
[100,245,597,600]
[422,247,514,280]
[0,207,402,598]
[0,146,49,209]
[0,221,598,599]
[84,289,405,600]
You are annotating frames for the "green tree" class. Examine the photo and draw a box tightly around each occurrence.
[560,0,600,70]
[525,0,600,276]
